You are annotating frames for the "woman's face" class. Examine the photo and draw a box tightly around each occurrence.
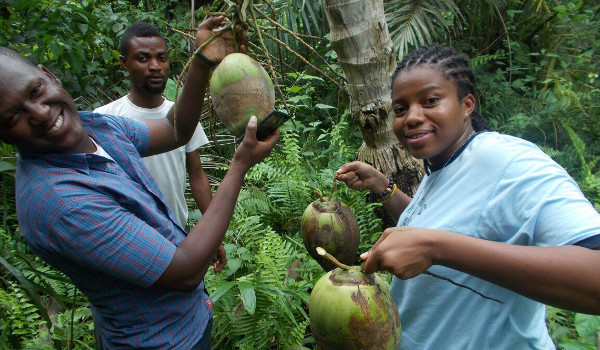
[391,65,475,166]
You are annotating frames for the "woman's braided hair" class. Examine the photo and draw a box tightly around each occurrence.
[392,44,491,132]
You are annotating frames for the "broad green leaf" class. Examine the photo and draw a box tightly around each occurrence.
[574,313,600,339]
[0,161,16,172]
[238,280,256,314]
[315,103,335,110]
[164,78,177,101]
[208,281,236,303]
[227,258,242,275]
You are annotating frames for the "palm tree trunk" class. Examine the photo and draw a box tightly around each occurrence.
[323,0,423,227]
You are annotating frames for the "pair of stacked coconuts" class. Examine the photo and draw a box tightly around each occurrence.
[210,53,401,349]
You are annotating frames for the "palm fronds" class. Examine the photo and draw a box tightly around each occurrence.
[385,0,463,56]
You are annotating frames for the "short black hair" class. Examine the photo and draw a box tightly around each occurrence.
[119,22,167,57]
[0,46,36,68]
[392,44,491,132]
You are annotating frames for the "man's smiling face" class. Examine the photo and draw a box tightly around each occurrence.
[0,57,90,154]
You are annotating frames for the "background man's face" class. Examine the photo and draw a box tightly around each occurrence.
[121,36,169,95]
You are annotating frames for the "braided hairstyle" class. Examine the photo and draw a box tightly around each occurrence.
[392,44,491,132]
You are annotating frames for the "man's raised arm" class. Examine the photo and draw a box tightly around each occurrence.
[145,16,246,156]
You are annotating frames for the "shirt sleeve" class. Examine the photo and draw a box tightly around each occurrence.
[47,190,176,287]
[185,121,210,152]
[575,235,600,249]
[484,146,600,246]
[100,113,151,157]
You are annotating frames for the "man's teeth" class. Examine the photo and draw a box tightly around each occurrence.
[407,133,427,139]
[44,115,64,136]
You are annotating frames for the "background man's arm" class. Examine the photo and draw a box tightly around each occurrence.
[186,150,212,214]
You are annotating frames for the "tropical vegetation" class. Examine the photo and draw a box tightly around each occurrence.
[0,0,599,349]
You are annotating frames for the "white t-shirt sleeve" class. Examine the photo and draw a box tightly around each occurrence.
[185,121,210,152]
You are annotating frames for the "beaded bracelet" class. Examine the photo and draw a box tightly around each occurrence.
[379,183,397,204]
[368,177,395,203]
[194,50,217,68]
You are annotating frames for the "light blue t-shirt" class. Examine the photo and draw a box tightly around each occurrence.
[394,132,600,350]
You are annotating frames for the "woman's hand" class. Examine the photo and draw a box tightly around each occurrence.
[335,161,389,193]
[361,226,436,279]
[336,161,412,222]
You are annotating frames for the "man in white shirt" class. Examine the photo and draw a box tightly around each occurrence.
[95,22,213,231]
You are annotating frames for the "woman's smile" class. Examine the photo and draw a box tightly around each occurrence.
[391,66,474,165]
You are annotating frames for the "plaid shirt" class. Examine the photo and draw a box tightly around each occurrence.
[16,112,212,348]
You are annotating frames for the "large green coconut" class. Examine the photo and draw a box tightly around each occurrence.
[309,266,402,349]
[301,198,360,272]
[209,53,275,137]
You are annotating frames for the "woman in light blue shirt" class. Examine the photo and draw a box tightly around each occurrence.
[336,44,600,350]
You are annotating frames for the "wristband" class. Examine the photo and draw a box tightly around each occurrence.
[368,177,395,203]
[379,183,397,204]
[194,50,217,67]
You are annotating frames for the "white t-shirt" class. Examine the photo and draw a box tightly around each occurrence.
[94,95,209,229]
[394,132,600,350]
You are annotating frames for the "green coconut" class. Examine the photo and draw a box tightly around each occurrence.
[301,198,360,272]
[209,53,275,137]
[309,265,402,349]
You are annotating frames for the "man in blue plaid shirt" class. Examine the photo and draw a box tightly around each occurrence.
[0,17,277,349]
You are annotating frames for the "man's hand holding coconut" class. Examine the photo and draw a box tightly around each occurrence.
[153,15,278,307]
[194,16,248,67]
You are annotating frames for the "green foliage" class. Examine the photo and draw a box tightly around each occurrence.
[0,281,48,348]
[548,307,600,350]
[204,113,382,348]
[47,306,95,350]
[208,226,311,349]
[385,0,462,56]
[0,154,18,235]
[0,0,115,107]
[560,122,600,207]
[278,0,328,38]
[282,71,346,129]
[0,228,94,349]
[0,0,204,109]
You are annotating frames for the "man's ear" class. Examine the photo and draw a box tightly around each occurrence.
[119,55,128,70]
[39,65,62,86]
